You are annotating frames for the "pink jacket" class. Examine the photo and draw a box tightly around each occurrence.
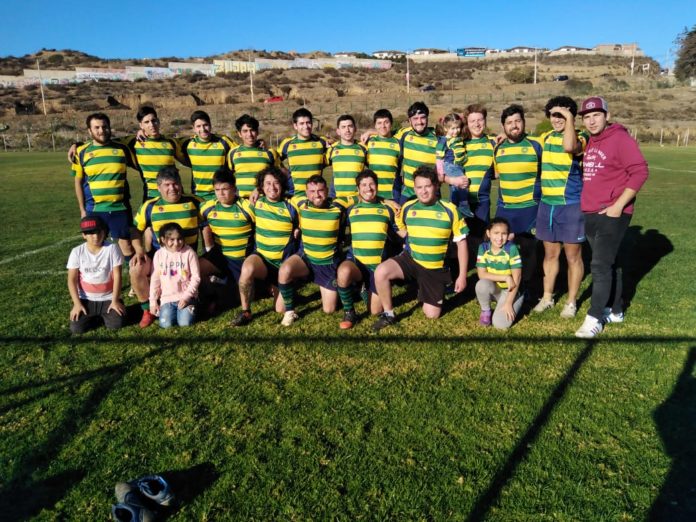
[581,123,649,214]
[149,245,201,308]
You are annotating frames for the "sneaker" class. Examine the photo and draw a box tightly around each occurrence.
[339,309,358,330]
[603,307,625,323]
[533,297,555,313]
[575,315,603,339]
[231,310,253,327]
[372,312,396,332]
[281,310,299,327]
[139,310,156,328]
[112,503,155,522]
[134,475,175,507]
[479,309,492,326]
[560,302,577,319]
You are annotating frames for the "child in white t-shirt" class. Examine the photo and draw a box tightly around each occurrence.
[67,216,125,334]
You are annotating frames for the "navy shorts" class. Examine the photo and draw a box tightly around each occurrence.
[346,258,376,294]
[256,253,280,287]
[202,246,243,283]
[302,255,338,291]
[88,209,132,240]
[495,204,538,235]
[535,202,586,243]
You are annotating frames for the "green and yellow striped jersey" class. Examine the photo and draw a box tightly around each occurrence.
[133,195,203,250]
[252,197,299,268]
[200,198,255,260]
[326,142,368,198]
[126,136,183,200]
[462,136,496,203]
[539,130,588,206]
[366,135,400,200]
[226,145,280,198]
[436,136,466,166]
[398,199,469,270]
[180,134,238,200]
[476,241,522,289]
[346,199,398,270]
[399,128,438,199]
[493,136,543,209]
[278,134,328,197]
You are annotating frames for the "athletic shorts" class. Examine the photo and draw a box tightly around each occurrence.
[393,251,452,307]
[255,253,280,287]
[202,246,243,283]
[495,204,539,235]
[301,255,338,290]
[345,258,376,294]
[88,209,132,240]
[535,202,586,243]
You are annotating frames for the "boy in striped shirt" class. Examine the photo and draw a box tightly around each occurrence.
[227,114,280,198]
[365,109,401,201]
[325,114,367,198]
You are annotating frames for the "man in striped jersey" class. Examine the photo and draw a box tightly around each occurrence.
[372,166,469,330]
[366,109,401,201]
[277,175,357,326]
[130,167,204,327]
[325,114,368,198]
[231,167,300,326]
[179,110,238,200]
[278,108,328,197]
[398,102,439,204]
[336,170,399,329]
[533,97,588,318]
[227,114,280,198]
[73,113,137,260]
[493,104,543,293]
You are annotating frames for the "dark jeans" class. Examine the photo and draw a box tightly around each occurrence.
[584,212,632,320]
[70,299,124,334]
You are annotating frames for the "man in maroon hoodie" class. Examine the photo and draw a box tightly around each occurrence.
[575,97,649,338]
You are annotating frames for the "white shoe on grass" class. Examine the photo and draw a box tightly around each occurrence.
[603,307,624,323]
[533,297,555,313]
[560,302,577,319]
[281,311,299,327]
[575,315,603,338]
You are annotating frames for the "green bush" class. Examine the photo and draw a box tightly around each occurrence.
[504,66,535,84]
[565,79,594,95]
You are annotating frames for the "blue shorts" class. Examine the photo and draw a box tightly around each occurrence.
[535,202,586,243]
[495,204,538,235]
[302,255,338,290]
[257,253,280,287]
[202,246,243,283]
[344,257,377,294]
[88,209,132,240]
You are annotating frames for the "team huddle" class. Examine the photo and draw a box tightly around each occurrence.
[66,95,649,338]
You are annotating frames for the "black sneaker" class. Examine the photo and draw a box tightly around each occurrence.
[230,310,252,327]
[339,309,358,329]
[372,313,396,332]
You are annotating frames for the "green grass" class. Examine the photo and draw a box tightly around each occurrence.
[0,147,695,520]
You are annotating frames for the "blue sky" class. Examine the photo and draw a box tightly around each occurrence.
[1,1,690,67]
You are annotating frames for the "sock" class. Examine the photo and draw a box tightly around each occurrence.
[383,309,395,318]
[278,283,294,311]
[140,301,150,311]
[337,285,354,312]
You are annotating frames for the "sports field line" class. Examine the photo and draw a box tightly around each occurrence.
[0,236,81,266]
[650,166,696,174]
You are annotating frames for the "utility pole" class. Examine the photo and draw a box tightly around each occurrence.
[248,50,255,103]
[533,48,538,84]
[36,59,48,116]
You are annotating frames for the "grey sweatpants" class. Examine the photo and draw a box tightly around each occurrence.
[475,279,523,330]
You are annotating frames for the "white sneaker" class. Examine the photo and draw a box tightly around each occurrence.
[533,297,555,313]
[560,302,577,319]
[281,310,299,327]
[602,307,624,323]
[575,315,603,338]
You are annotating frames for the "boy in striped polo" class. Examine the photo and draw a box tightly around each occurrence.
[179,110,238,200]
[277,175,357,326]
[365,109,401,201]
[278,108,329,197]
[336,170,400,329]
[231,166,300,326]
[398,102,439,203]
[533,97,588,318]
[73,113,137,260]
[325,114,368,198]
[372,166,469,331]
[130,167,204,327]
[227,114,280,198]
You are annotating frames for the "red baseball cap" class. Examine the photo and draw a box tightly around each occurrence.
[80,216,107,233]
[578,96,608,115]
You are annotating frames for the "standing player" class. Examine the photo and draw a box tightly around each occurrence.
[365,109,401,201]
[179,110,238,200]
[372,166,469,330]
[533,97,589,318]
[278,108,329,197]
[227,114,280,199]
[398,102,439,204]
[575,96,648,338]
[277,175,357,326]
[72,113,137,260]
[231,167,300,326]
[493,104,543,293]
[325,115,368,198]
[336,170,399,329]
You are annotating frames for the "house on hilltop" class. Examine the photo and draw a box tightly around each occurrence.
[594,43,644,57]
[548,45,593,56]
[372,50,405,59]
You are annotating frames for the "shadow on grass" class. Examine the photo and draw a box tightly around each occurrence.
[0,345,168,520]
[650,346,696,520]
[158,462,219,520]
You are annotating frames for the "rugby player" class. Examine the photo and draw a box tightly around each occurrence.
[397,102,439,204]
[325,114,367,198]
[365,109,402,201]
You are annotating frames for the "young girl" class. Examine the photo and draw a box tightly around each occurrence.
[475,217,523,330]
[436,112,472,216]
[149,223,201,328]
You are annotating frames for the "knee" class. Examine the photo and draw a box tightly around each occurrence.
[423,307,441,319]
[158,317,173,328]
[492,315,511,330]
[178,314,195,327]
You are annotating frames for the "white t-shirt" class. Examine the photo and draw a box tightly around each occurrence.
[66,242,123,301]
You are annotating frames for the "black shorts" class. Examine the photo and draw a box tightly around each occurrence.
[393,251,452,307]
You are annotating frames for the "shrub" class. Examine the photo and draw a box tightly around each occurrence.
[504,66,535,84]
[565,79,594,95]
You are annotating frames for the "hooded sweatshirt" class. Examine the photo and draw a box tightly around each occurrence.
[581,123,648,214]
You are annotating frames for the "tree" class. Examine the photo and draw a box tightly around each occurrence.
[674,25,696,81]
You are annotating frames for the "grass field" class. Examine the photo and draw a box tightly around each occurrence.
[1,147,695,520]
